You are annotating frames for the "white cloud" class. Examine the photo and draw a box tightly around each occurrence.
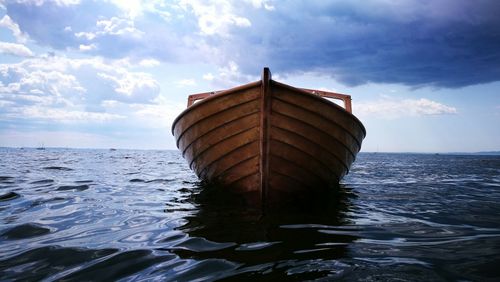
[14,106,124,122]
[130,98,185,129]
[96,17,143,37]
[72,17,143,45]
[0,100,15,107]
[202,72,214,81]
[356,96,457,118]
[0,15,29,43]
[100,96,185,130]
[0,41,33,57]
[79,43,97,51]
[10,0,80,6]
[179,0,251,36]
[75,31,97,40]
[106,0,173,20]
[207,61,257,88]
[0,55,162,128]
[245,0,275,10]
[97,71,159,99]
[176,78,196,87]
[0,64,83,97]
[138,58,160,67]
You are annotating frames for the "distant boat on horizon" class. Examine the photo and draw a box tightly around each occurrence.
[36,143,45,150]
[172,68,366,206]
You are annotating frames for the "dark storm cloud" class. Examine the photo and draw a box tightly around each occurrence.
[227,0,500,87]
[5,0,500,88]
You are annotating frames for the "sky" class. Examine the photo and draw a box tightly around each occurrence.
[0,0,499,152]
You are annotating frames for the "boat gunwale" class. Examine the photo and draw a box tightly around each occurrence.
[171,80,262,135]
[172,79,366,140]
[179,106,260,155]
[272,80,367,137]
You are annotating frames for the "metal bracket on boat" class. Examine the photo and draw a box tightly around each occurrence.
[187,91,222,107]
[300,88,352,113]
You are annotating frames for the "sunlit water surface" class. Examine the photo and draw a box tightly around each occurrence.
[1,148,499,281]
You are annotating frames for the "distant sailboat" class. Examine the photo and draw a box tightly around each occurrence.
[36,143,45,150]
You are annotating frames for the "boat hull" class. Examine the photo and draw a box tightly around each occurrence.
[172,68,365,206]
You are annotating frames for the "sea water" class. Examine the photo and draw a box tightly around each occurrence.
[0,148,499,281]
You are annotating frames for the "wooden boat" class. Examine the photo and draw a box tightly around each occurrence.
[172,68,365,206]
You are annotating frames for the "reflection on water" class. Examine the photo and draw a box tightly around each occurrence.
[167,183,357,280]
[0,148,499,281]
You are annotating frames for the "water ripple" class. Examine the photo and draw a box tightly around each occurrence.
[0,191,20,201]
[0,149,498,281]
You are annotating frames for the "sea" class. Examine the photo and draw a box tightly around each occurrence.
[0,148,499,281]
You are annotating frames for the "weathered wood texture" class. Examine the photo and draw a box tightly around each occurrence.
[172,68,365,206]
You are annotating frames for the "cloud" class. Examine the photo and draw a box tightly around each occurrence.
[138,58,160,67]
[106,0,173,20]
[75,31,96,40]
[176,0,500,88]
[79,43,96,51]
[245,0,274,10]
[9,0,81,6]
[202,72,214,81]
[0,41,33,57]
[0,15,29,43]
[175,78,196,87]
[3,1,196,61]
[96,17,143,37]
[129,97,185,129]
[0,55,161,122]
[356,96,457,119]
[6,106,125,123]
[4,0,500,88]
[228,0,500,87]
[97,70,159,99]
[205,61,258,89]
[178,0,252,36]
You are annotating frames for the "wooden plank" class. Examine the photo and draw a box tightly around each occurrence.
[272,99,360,154]
[172,81,261,133]
[202,142,260,180]
[173,88,260,140]
[192,129,259,175]
[177,99,260,151]
[269,139,339,185]
[271,112,355,167]
[273,84,365,144]
[227,173,261,204]
[183,113,259,162]
[269,154,329,188]
[216,156,259,186]
[270,126,347,179]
